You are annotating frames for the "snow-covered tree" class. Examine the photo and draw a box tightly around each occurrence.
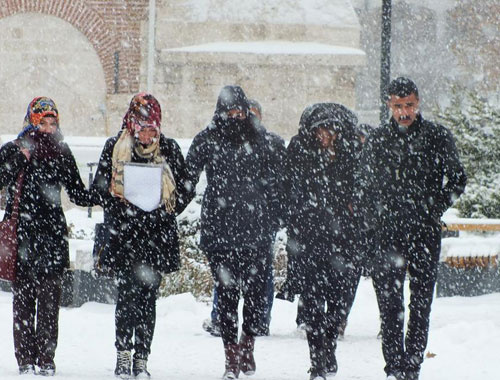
[447,0,500,95]
[435,87,500,218]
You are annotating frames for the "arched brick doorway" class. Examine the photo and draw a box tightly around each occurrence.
[0,0,120,93]
[0,13,107,136]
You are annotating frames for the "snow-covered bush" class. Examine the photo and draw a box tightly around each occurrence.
[435,88,500,218]
[160,196,214,300]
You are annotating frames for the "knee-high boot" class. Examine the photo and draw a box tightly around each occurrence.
[223,344,240,380]
[239,333,256,375]
[324,337,338,376]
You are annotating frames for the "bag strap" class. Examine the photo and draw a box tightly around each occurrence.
[10,171,25,222]
[10,139,28,222]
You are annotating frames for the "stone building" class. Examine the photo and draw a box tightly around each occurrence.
[0,0,365,139]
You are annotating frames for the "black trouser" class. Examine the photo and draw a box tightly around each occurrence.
[207,248,271,345]
[301,255,358,372]
[13,268,62,368]
[338,266,362,328]
[372,222,441,376]
[115,268,161,359]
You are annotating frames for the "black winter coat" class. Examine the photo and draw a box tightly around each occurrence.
[91,133,189,276]
[0,140,91,275]
[358,114,467,241]
[185,117,285,253]
[281,103,360,297]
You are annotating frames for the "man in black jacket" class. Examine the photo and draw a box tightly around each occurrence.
[358,77,467,380]
[185,86,284,380]
[201,98,283,338]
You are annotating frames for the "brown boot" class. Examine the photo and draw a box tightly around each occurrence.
[223,344,240,379]
[239,333,256,376]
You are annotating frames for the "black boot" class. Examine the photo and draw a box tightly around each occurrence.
[308,368,327,380]
[223,344,240,379]
[324,338,338,377]
[38,363,56,377]
[239,333,256,375]
[133,355,151,379]
[18,364,35,375]
[307,330,326,380]
[114,351,131,378]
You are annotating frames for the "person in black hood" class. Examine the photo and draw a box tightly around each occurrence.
[358,77,467,380]
[0,97,92,376]
[185,85,284,380]
[282,103,360,380]
[201,98,285,338]
[336,123,378,340]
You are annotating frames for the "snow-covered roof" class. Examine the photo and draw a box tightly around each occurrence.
[175,0,359,27]
[166,41,365,56]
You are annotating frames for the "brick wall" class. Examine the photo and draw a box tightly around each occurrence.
[0,0,148,94]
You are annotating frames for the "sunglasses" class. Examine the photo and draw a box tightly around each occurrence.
[133,118,157,129]
[32,99,57,111]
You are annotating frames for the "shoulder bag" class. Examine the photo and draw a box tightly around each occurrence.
[0,171,25,282]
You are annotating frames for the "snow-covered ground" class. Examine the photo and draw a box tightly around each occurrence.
[1,276,499,380]
[1,210,499,380]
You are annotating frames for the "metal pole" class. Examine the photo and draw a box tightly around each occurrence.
[87,162,98,218]
[380,0,392,123]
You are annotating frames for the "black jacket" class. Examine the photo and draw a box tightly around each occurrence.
[91,133,189,276]
[0,140,91,275]
[185,86,285,252]
[280,103,359,297]
[358,114,467,240]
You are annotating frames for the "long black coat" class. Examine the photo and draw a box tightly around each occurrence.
[358,114,467,243]
[185,113,285,252]
[282,103,360,295]
[91,133,189,276]
[0,140,91,275]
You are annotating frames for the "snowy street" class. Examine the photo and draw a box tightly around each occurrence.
[1,278,499,380]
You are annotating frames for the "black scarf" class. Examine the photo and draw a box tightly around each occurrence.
[214,116,258,145]
[29,132,63,161]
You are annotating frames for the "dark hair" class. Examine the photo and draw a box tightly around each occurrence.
[387,77,419,100]
[357,123,375,137]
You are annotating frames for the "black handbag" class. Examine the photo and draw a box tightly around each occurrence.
[92,222,114,278]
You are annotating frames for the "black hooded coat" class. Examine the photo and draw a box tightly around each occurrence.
[185,85,284,252]
[0,136,91,275]
[281,103,360,296]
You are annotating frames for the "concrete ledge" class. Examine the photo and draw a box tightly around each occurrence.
[437,263,500,298]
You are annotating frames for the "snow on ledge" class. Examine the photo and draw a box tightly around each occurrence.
[442,217,500,226]
[166,41,365,56]
[441,235,500,260]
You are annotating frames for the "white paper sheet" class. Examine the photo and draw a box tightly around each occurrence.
[123,163,162,212]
